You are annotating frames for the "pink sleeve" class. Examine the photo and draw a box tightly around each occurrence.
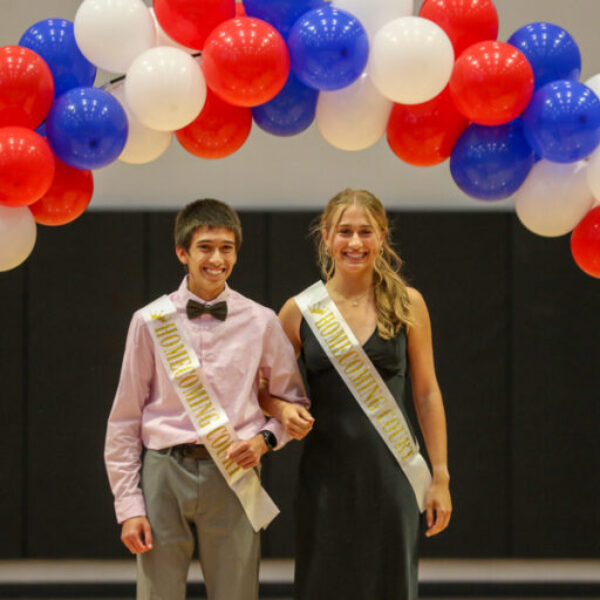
[260,314,310,449]
[104,311,155,523]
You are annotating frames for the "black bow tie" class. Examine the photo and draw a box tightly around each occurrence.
[186,299,228,321]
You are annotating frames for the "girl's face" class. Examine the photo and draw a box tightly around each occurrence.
[323,204,383,276]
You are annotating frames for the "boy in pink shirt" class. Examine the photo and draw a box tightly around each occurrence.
[105,199,313,600]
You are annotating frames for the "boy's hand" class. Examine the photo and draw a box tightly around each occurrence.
[226,436,267,469]
[121,516,153,554]
[281,404,314,440]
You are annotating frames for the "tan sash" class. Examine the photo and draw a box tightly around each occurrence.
[141,295,279,531]
[295,281,432,512]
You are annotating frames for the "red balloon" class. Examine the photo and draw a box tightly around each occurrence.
[387,87,469,167]
[29,158,93,226]
[176,88,252,159]
[235,2,246,17]
[0,127,55,207]
[202,17,290,107]
[419,0,498,58]
[154,0,235,50]
[571,205,600,278]
[0,46,54,129]
[449,41,534,126]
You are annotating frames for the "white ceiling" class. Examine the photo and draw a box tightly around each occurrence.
[1,0,597,210]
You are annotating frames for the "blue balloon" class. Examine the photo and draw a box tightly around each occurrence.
[507,22,581,90]
[450,120,535,201]
[19,19,97,98]
[46,87,128,170]
[287,7,369,91]
[244,0,326,39]
[252,72,318,136]
[521,80,600,163]
[35,122,47,138]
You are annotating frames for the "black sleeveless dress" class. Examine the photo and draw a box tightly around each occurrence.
[294,319,421,600]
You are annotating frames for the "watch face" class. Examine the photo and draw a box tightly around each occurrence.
[263,430,276,449]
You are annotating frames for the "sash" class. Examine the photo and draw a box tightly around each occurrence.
[295,281,432,512]
[141,295,279,531]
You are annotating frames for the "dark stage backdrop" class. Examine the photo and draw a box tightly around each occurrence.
[0,210,598,559]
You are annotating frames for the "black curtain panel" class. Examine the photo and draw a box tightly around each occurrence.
[0,210,598,559]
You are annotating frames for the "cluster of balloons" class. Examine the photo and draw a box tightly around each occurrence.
[0,0,599,278]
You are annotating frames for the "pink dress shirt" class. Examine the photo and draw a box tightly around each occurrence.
[105,277,308,523]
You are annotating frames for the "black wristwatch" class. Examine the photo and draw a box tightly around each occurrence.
[259,430,277,451]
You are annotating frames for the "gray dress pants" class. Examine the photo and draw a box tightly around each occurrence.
[137,448,259,600]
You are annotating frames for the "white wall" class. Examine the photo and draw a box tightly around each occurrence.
[1,0,598,209]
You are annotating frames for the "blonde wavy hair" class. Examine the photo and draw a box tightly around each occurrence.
[313,188,414,339]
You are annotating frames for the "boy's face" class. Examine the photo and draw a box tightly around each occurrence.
[176,226,238,301]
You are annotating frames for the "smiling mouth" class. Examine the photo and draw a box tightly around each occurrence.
[203,267,225,276]
[343,251,367,259]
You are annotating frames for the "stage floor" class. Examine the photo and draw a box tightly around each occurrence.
[1,558,599,599]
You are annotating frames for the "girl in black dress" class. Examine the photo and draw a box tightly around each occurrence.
[265,189,451,599]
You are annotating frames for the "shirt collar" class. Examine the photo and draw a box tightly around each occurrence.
[178,276,230,306]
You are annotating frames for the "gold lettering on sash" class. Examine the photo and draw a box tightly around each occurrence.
[190,394,220,428]
[394,436,414,460]
[224,457,241,476]
[165,343,186,358]
[178,372,199,388]
[350,368,375,390]
[338,349,358,366]
[376,408,392,423]
[206,426,242,477]
[313,311,336,329]
[343,357,363,375]
[158,333,181,347]
[154,322,175,335]
[382,416,402,434]
[169,355,192,371]
[155,322,178,336]
[332,338,353,357]
[324,326,344,346]
[208,427,231,448]
[313,310,353,357]
[173,364,194,378]
[185,385,209,403]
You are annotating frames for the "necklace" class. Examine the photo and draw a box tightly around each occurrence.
[331,287,371,307]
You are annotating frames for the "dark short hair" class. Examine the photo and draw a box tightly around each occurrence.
[174,199,243,251]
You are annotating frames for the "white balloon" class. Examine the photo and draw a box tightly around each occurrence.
[515,160,595,237]
[110,83,172,164]
[369,16,454,105]
[584,74,600,98]
[0,206,37,272]
[74,0,155,73]
[316,72,392,151]
[125,47,206,132]
[333,0,413,40]
[585,144,600,202]
[149,7,196,54]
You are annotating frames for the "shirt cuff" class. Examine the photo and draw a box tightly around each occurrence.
[115,494,147,524]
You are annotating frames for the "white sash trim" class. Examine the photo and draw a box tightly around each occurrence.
[295,281,432,512]
[141,295,279,531]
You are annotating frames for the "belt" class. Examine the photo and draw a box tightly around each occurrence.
[169,444,211,459]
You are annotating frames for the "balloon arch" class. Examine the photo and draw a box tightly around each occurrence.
[0,0,599,277]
